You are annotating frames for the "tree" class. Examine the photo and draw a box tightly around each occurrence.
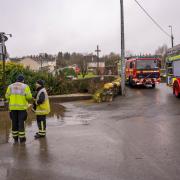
[69,52,83,66]
[104,53,119,67]
[79,57,88,78]
[155,44,168,68]
[102,53,120,75]
[56,52,66,68]
[64,52,71,60]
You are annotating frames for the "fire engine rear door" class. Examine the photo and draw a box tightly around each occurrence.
[173,60,180,77]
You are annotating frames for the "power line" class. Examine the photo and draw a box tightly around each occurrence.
[134,0,171,37]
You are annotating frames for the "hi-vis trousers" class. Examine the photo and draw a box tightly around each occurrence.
[10,110,27,140]
[37,115,46,136]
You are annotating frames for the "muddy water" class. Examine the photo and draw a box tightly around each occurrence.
[0,101,65,144]
[0,100,96,144]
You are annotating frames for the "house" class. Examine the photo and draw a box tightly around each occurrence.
[18,57,56,72]
[41,61,56,72]
[85,55,104,73]
[88,61,105,75]
[19,58,41,71]
[87,57,119,75]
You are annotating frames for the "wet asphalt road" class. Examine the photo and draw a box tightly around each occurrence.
[0,83,180,180]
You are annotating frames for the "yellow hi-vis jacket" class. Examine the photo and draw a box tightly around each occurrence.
[5,82,32,110]
[35,88,50,115]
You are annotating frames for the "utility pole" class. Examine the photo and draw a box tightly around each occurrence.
[120,0,126,96]
[1,36,6,98]
[40,56,43,70]
[169,25,174,48]
[0,32,12,98]
[95,45,101,75]
[0,32,12,144]
[39,53,44,71]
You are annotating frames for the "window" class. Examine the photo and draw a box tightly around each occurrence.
[137,60,158,70]
[173,60,180,77]
[130,62,133,69]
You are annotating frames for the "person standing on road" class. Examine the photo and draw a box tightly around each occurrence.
[32,80,50,139]
[5,74,32,144]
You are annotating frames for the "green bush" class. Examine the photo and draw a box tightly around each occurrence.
[0,62,115,97]
[0,62,70,97]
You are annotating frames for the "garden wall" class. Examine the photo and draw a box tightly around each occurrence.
[71,76,116,94]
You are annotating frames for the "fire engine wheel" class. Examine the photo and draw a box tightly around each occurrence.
[152,84,156,88]
[129,77,135,87]
[174,87,180,98]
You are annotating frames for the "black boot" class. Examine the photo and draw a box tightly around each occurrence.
[13,137,19,144]
[20,137,26,144]
[34,133,45,139]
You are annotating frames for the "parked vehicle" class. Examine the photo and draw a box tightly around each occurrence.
[166,45,180,97]
[125,56,161,88]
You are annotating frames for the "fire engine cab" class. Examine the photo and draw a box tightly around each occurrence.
[126,57,161,88]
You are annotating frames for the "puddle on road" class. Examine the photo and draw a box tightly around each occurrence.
[59,101,95,126]
[0,100,95,144]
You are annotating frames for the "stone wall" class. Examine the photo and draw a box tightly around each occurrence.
[72,76,117,94]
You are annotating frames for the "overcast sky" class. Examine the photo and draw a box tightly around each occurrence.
[1,0,179,57]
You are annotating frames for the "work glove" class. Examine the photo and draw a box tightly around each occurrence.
[31,102,37,112]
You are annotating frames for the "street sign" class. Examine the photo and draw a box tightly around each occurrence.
[0,35,8,43]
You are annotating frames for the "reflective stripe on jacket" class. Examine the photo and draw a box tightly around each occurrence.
[35,88,50,115]
[5,82,32,110]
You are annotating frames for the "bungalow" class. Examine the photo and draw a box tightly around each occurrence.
[18,57,56,72]
[19,58,41,71]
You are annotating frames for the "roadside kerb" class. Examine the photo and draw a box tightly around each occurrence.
[49,93,92,102]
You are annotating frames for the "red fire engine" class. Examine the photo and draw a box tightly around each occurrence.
[125,57,161,88]
[166,45,180,98]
